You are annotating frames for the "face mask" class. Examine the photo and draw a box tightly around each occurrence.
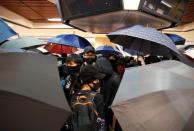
[66,66,80,75]
[84,58,96,65]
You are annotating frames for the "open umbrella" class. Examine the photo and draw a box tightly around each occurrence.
[0,18,17,43]
[46,34,91,54]
[0,48,36,53]
[165,33,186,45]
[111,60,194,131]
[107,25,180,57]
[0,36,45,49]
[0,53,71,131]
[95,45,121,55]
[45,43,78,54]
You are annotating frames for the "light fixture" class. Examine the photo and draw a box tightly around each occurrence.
[47,18,61,21]
[161,0,172,8]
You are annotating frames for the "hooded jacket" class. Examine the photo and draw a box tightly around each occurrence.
[95,57,121,106]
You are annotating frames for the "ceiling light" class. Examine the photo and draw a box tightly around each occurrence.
[47,18,61,21]
[161,0,172,8]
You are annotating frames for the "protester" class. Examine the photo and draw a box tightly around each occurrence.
[82,46,97,66]
[61,54,83,103]
[107,53,118,73]
[95,57,121,130]
[115,57,126,77]
[71,65,106,131]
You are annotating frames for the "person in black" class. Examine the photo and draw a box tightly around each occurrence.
[95,57,121,130]
[71,65,106,131]
[107,53,118,73]
[62,54,83,104]
[95,57,121,107]
[79,65,106,118]
[82,46,97,66]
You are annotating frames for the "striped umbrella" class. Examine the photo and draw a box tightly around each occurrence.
[107,25,180,57]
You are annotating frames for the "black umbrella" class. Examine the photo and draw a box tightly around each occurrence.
[0,53,71,131]
[111,60,194,131]
[107,25,180,57]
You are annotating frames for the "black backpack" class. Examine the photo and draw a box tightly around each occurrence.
[71,91,99,131]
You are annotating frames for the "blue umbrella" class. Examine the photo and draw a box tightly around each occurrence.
[107,25,180,57]
[47,34,91,48]
[96,45,120,55]
[0,18,17,43]
[165,33,185,45]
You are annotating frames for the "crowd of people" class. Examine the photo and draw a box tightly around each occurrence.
[56,46,172,131]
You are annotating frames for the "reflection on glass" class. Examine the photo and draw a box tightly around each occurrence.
[60,0,122,19]
[142,0,188,21]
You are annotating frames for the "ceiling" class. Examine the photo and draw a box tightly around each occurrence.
[0,0,194,24]
[0,0,60,23]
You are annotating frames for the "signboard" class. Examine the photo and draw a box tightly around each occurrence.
[140,0,189,22]
[58,0,123,20]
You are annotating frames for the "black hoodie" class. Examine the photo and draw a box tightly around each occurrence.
[95,57,121,106]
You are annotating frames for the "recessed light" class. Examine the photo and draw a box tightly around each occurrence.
[47,18,61,21]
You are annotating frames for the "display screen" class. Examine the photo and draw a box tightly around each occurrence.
[58,0,123,20]
[140,0,189,22]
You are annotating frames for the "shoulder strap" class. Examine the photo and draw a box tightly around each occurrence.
[73,91,99,117]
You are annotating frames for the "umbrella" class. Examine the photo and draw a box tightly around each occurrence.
[94,36,116,48]
[0,36,45,49]
[95,45,121,55]
[0,48,36,53]
[0,18,17,43]
[107,25,180,57]
[47,34,91,48]
[111,60,194,131]
[44,43,78,54]
[165,33,186,45]
[0,53,71,131]
[46,34,91,54]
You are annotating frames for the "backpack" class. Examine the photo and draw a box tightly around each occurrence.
[71,91,99,131]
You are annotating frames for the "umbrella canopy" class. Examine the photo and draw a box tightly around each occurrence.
[44,43,78,54]
[94,36,116,48]
[0,36,45,49]
[165,33,186,45]
[95,45,120,55]
[0,48,36,53]
[0,53,71,131]
[107,25,180,57]
[111,60,194,131]
[0,18,17,43]
[47,34,91,48]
